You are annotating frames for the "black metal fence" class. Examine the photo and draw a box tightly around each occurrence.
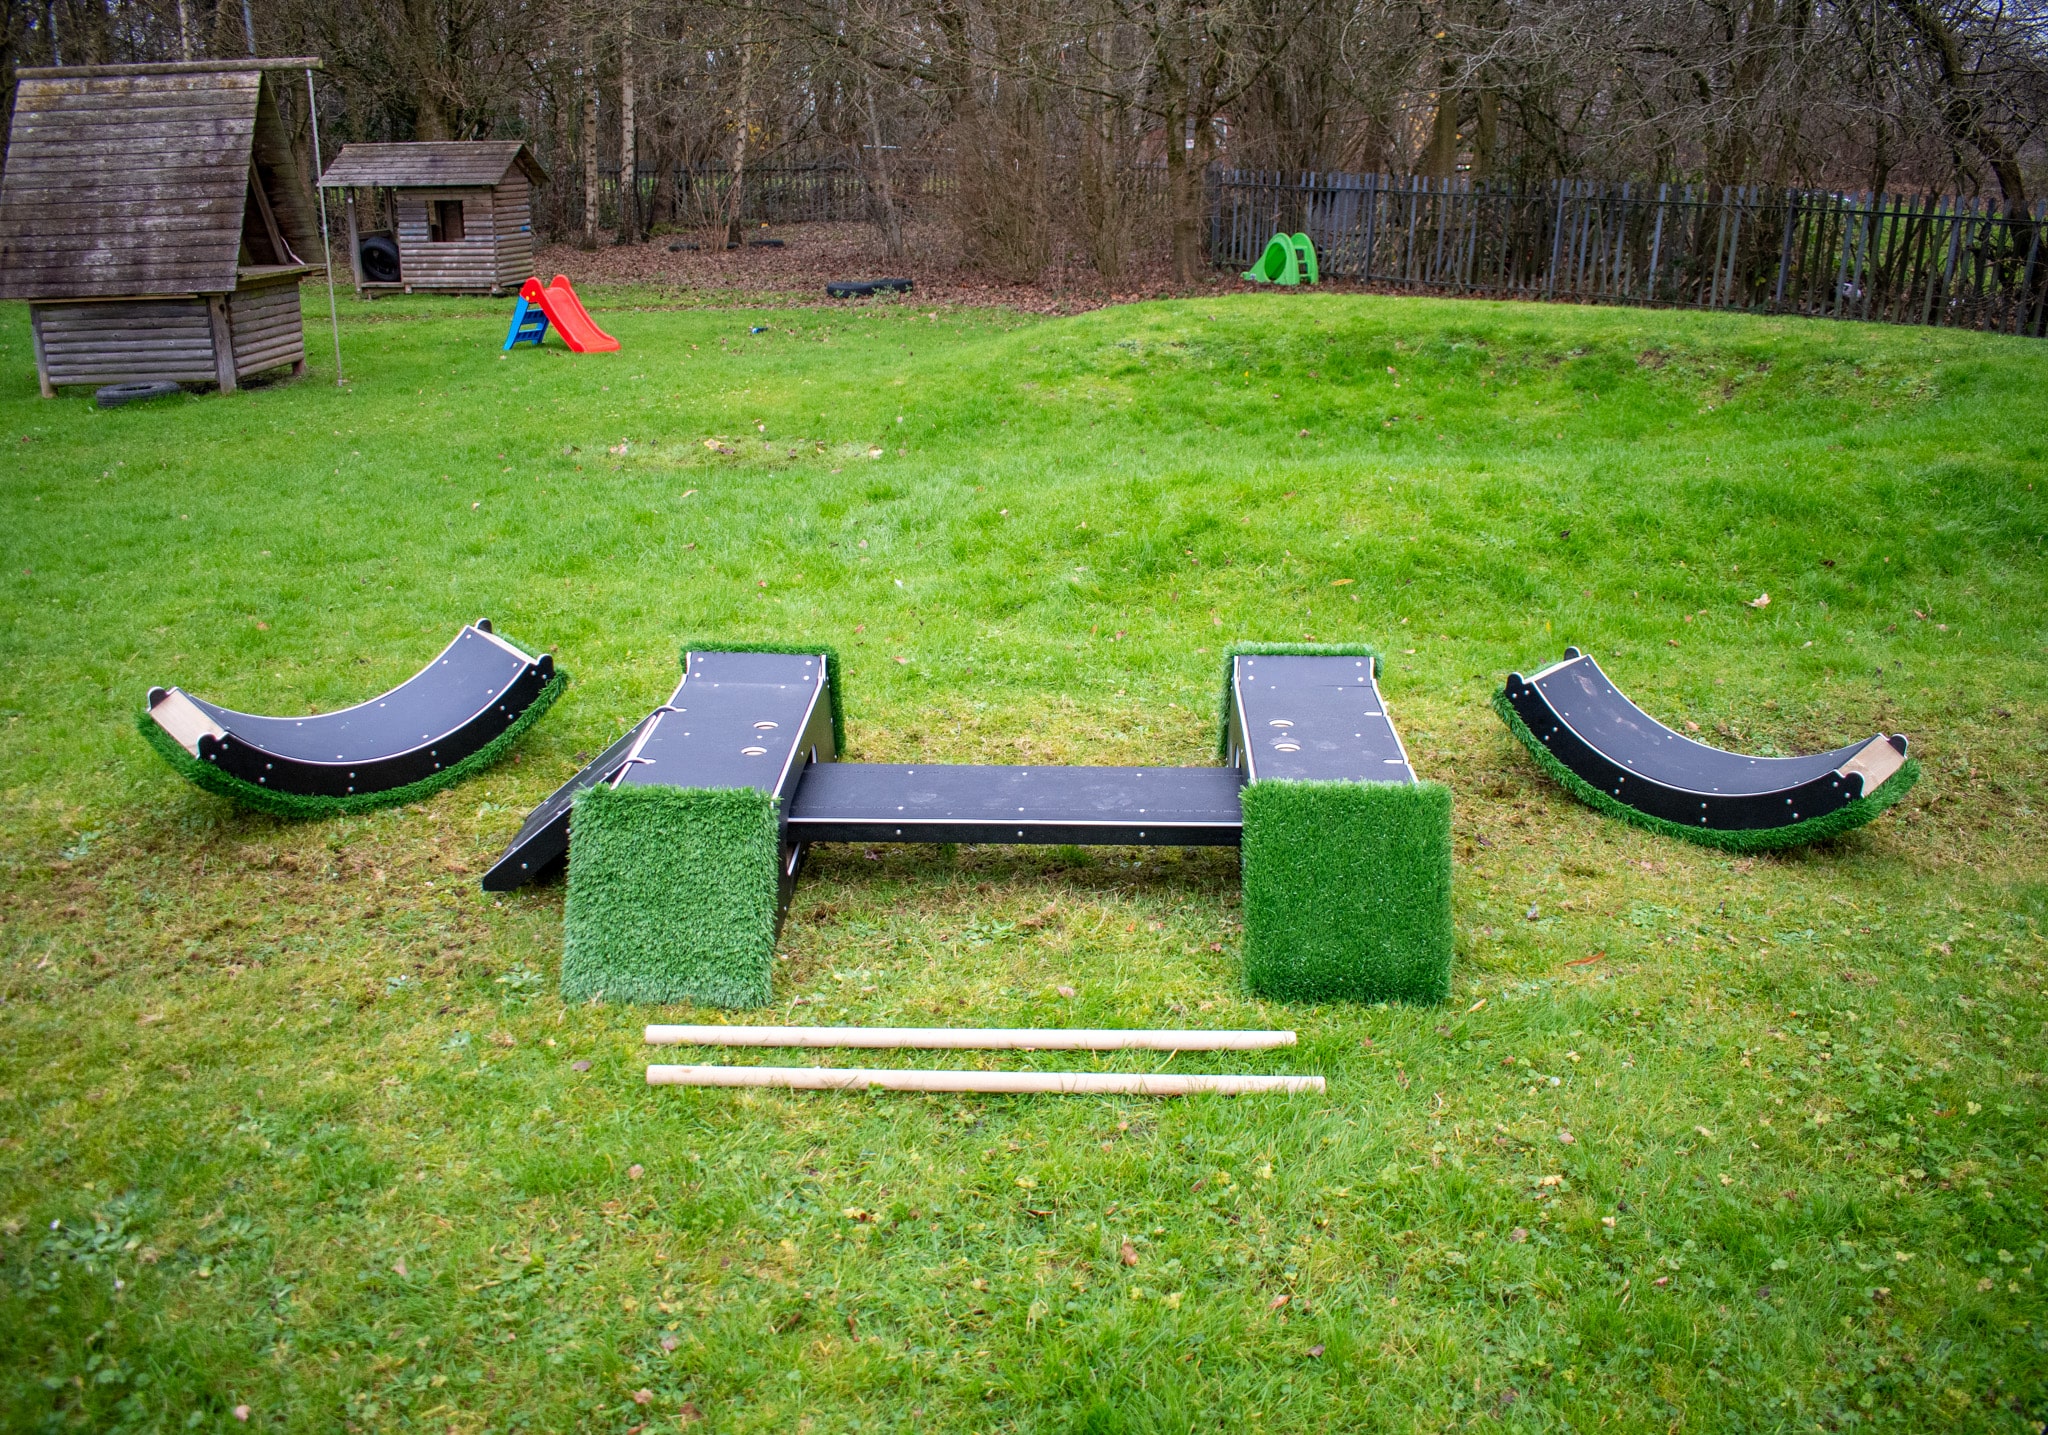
[1211,171,2048,337]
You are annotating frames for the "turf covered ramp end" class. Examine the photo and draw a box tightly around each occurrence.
[1240,779,1453,1005]
[560,785,782,1009]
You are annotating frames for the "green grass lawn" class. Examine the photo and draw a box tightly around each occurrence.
[2,285,2045,1433]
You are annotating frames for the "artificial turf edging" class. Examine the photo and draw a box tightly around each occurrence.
[135,666,567,820]
[1239,778,1454,1005]
[559,783,781,1008]
[1490,686,1920,851]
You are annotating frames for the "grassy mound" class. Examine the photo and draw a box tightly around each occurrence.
[1492,686,1919,851]
[1240,778,1454,1004]
[135,667,566,820]
[559,783,781,1008]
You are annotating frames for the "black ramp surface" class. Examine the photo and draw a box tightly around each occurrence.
[150,624,555,799]
[1227,653,1415,783]
[612,652,833,799]
[788,765,1244,845]
[484,651,834,893]
[1503,649,1908,831]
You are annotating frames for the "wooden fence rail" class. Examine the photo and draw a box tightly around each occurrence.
[1211,170,2048,337]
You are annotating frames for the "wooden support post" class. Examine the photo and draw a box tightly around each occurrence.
[28,307,53,398]
[344,190,364,294]
[206,294,237,393]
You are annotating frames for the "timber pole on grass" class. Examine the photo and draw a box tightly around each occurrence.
[645,1025,1298,1051]
[647,1066,1325,1096]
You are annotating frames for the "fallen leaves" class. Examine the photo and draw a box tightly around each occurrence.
[1749,593,1770,608]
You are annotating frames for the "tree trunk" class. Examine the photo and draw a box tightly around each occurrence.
[581,55,601,249]
[1472,89,1498,179]
[1423,61,1460,179]
[863,71,904,259]
[726,35,754,249]
[618,8,638,245]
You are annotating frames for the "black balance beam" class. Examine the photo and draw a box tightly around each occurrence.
[483,649,1413,889]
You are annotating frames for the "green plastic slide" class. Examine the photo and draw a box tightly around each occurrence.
[1242,233,1300,285]
[1241,231,1318,286]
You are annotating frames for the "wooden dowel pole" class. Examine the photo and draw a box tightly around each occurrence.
[644,1025,1297,1052]
[646,1066,1324,1096]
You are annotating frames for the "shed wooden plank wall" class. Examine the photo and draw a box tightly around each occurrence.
[493,176,535,290]
[228,278,304,377]
[394,189,501,292]
[32,299,218,386]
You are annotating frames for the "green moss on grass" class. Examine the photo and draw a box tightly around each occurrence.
[1215,641,1382,760]
[676,640,845,755]
[136,668,566,820]
[1491,687,1919,852]
[560,783,781,1008]
[1240,778,1453,1004]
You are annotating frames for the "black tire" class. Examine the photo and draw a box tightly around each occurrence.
[359,235,401,284]
[825,277,913,298]
[95,381,184,409]
[748,238,786,248]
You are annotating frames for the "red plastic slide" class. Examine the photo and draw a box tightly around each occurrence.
[520,274,619,353]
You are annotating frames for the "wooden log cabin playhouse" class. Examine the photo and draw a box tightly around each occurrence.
[318,142,546,297]
[0,58,324,397]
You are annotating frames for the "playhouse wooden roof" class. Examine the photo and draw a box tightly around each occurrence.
[319,141,547,190]
[0,60,323,301]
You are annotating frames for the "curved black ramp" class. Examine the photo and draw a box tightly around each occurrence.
[1495,648,1917,850]
[142,622,564,817]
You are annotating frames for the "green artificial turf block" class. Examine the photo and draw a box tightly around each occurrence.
[1215,641,1381,760]
[1490,688,1920,852]
[1239,778,1454,1005]
[136,666,566,820]
[676,639,845,754]
[559,783,781,1009]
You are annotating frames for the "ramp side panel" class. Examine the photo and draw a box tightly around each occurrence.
[478,681,684,891]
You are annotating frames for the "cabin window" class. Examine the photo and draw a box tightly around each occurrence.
[429,200,466,242]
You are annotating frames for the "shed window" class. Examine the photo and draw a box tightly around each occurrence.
[429,200,466,242]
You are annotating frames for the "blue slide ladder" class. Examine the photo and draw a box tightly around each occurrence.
[502,295,550,350]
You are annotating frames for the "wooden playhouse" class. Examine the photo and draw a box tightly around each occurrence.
[318,142,546,297]
[0,58,323,397]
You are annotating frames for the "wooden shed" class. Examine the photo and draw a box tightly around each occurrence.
[318,142,546,297]
[0,58,323,397]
